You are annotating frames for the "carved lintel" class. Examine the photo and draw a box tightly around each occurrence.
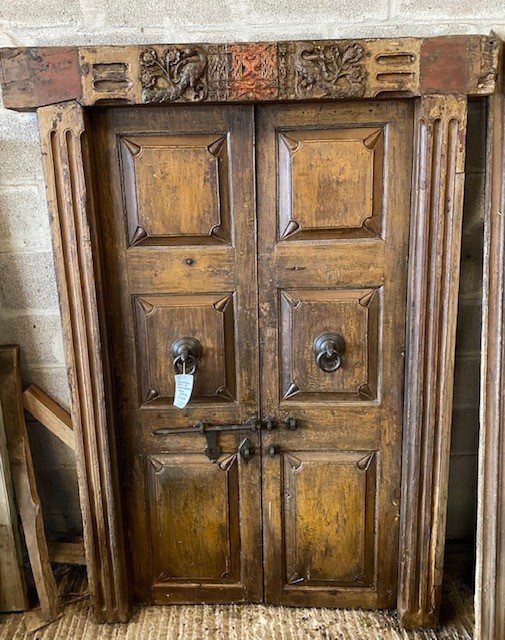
[398,95,468,629]
[0,36,499,110]
[37,101,131,623]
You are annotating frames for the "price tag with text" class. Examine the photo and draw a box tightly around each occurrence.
[173,374,194,409]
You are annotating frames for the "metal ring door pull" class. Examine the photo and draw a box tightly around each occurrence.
[314,332,345,372]
[171,337,202,374]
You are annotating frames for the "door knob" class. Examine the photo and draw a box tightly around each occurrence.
[171,337,202,374]
[314,332,345,372]
[266,444,280,457]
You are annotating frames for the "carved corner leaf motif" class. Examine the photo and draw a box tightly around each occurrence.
[358,290,376,307]
[144,388,159,403]
[122,138,142,157]
[216,386,234,401]
[285,454,302,470]
[287,571,304,584]
[279,132,301,153]
[363,129,382,150]
[295,42,366,99]
[284,382,300,399]
[207,135,226,157]
[149,456,164,473]
[358,383,373,400]
[357,451,375,471]
[140,46,208,103]
[281,219,301,239]
[280,291,300,309]
[213,294,232,313]
[137,297,155,315]
[131,225,148,245]
[218,453,237,472]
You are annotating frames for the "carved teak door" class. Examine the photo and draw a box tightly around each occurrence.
[91,99,413,607]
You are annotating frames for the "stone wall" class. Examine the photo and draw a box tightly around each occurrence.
[0,1,502,540]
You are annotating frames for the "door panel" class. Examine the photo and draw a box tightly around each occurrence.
[278,126,383,240]
[91,105,262,605]
[279,288,380,401]
[147,452,241,582]
[134,293,237,406]
[257,101,413,608]
[282,450,376,586]
[120,133,231,246]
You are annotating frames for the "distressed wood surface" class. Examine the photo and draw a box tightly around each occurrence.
[256,100,412,609]
[398,95,468,629]
[475,45,505,640]
[0,35,500,110]
[37,102,131,623]
[0,393,28,612]
[0,346,59,621]
[91,104,262,605]
[23,385,75,450]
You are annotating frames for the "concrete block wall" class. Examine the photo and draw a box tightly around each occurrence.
[0,1,502,540]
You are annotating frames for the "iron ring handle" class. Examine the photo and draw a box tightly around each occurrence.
[314,332,345,373]
[171,337,202,375]
[316,350,342,372]
[173,353,197,375]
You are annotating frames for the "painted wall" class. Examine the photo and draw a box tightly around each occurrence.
[0,1,501,539]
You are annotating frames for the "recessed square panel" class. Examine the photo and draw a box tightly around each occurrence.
[120,134,231,246]
[279,288,380,402]
[134,293,236,407]
[278,127,384,240]
[147,453,240,583]
[283,450,376,587]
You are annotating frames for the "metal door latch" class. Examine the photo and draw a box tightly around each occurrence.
[153,415,259,462]
[238,438,255,462]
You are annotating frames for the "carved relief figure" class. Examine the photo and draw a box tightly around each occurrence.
[140,46,208,102]
[295,42,366,98]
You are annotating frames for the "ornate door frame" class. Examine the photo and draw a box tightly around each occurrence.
[0,35,501,627]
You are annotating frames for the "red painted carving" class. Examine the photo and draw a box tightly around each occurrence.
[228,43,278,100]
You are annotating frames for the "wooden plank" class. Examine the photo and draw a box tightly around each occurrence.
[0,346,59,621]
[48,540,86,565]
[23,385,75,450]
[0,47,81,111]
[475,42,505,640]
[0,398,28,611]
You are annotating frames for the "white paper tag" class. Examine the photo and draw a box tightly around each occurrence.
[173,374,194,409]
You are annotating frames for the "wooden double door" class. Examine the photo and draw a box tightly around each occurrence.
[91,99,413,608]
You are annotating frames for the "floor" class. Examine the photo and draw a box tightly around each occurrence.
[0,568,474,640]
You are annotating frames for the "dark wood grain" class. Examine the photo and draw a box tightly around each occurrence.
[398,95,468,629]
[37,102,131,623]
[90,104,262,605]
[257,100,413,609]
